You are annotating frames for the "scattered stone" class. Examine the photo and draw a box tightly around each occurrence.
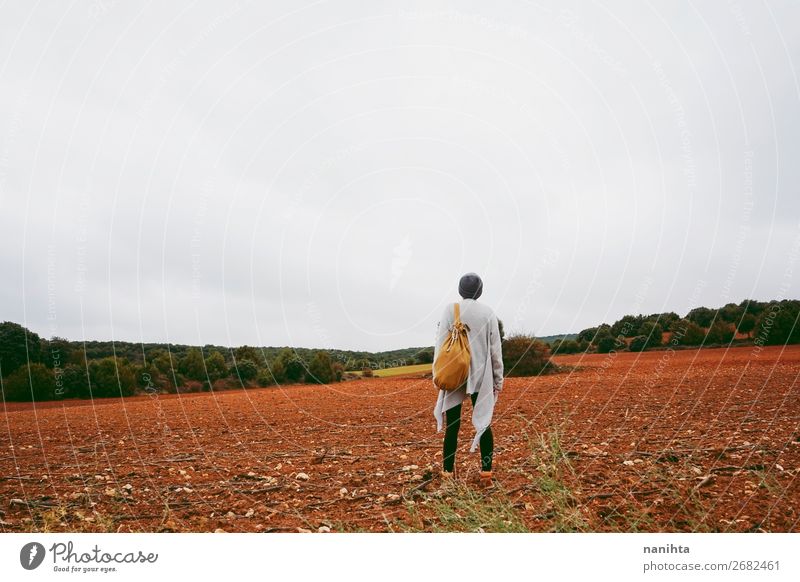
[245,509,255,518]
[318,526,330,533]
[695,474,715,489]
[622,460,635,466]
[295,472,310,481]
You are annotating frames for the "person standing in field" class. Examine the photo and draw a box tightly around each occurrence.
[433,273,504,488]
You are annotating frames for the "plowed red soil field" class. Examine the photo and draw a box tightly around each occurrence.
[2,345,799,532]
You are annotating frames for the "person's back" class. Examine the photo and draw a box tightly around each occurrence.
[435,298,503,396]
[433,273,504,489]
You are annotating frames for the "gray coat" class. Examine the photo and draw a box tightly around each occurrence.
[433,298,504,452]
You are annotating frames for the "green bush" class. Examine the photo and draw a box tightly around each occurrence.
[204,351,228,382]
[671,320,705,346]
[754,306,800,345]
[151,349,178,376]
[61,364,90,398]
[231,358,258,384]
[737,313,757,337]
[1,363,54,401]
[332,361,344,382]
[628,335,648,352]
[307,351,335,384]
[553,339,580,354]
[596,335,616,354]
[284,357,305,382]
[0,322,42,378]
[705,320,734,344]
[687,307,716,328]
[639,322,663,349]
[89,357,136,398]
[179,348,206,381]
[256,367,277,386]
[502,334,552,376]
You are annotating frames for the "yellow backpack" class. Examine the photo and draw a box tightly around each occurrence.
[433,303,471,391]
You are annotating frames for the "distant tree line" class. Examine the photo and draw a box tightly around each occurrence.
[546,299,800,355]
[0,322,357,402]
[3,299,797,400]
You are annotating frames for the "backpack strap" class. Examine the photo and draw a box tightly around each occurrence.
[454,302,460,323]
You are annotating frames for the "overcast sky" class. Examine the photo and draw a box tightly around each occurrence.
[1,0,799,352]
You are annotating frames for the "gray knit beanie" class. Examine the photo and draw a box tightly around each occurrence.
[458,272,483,299]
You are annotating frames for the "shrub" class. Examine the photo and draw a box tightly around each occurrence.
[596,335,616,354]
[284,357,305,382]
[628,335,648,352]
[671,320,705,346]
[552,339,580,354]
[204,351,228,382]
[270,359,287,383]
[234,346,263,366]
[737,313,756,337]
[135,364,164,393]
[332,362,344,382]
[719,303,743,324]
[705,320,734,344]
[502,334,552,377]
[256,368,276,386]
[639,322,663,349]
[42,336,73,371]
[361,367,374,378]
[754,306,800,345]
[1,363,54,401]
[61,364,90,398]
[89,357,136,398]
[610,315,644,338]
[687,307,716,328]
[307,351,335,384]
[0,322,42,378]
[179,348,206,381]
[151,349,179,376]
[231,359,259,384]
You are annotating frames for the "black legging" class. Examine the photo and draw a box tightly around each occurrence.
[443,392,494,473]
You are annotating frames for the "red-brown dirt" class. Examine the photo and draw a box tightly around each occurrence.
[1,345,798,532]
